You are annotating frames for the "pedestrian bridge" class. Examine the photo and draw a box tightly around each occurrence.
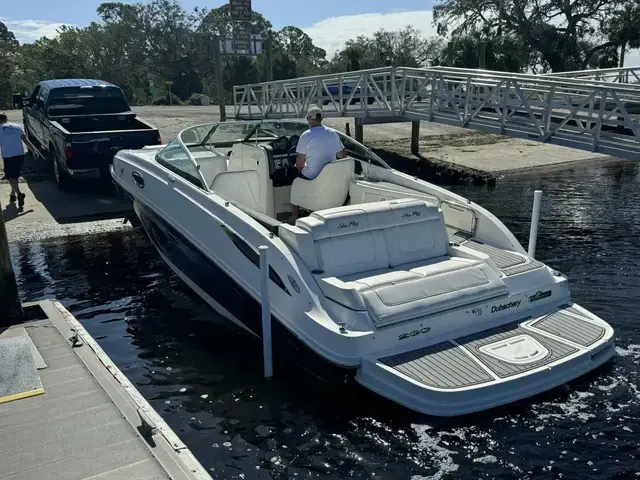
[233,66,640,161]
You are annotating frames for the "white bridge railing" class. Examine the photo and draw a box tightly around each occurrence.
[544,66,640,85]
[233,66,640,160]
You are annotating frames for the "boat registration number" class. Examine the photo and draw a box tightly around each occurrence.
[398,327,431,340]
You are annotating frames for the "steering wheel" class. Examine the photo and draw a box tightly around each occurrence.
[271,135,289,154]
[268,135,298,187]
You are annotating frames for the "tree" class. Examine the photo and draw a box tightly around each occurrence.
[432,0,626,72]
[328,27,441,72]
[432,31,526,72]
[274,26,327,77]
[602,2,640,67]
[0,22,20,108]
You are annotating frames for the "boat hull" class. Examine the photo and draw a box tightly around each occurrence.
[134,199,355,384]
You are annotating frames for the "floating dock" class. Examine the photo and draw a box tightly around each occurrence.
[0,300,212,480]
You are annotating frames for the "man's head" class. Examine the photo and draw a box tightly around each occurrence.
[0,113,7,124]
[306,106,323,127]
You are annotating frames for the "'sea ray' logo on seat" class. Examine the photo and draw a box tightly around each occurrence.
[401,210,422,218]
[337,221,359,229]
[491,300,521,313]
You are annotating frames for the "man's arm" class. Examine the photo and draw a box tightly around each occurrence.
[17,124,27,143]
[334,133,347,158]
[295,133,308,171]
[296,153,306,171]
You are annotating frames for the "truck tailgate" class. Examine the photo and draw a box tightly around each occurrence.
[66,129,160,171]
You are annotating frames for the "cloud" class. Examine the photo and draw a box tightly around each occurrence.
[1,18,70,43]
[302,9,640,67]
[303,10,438,58]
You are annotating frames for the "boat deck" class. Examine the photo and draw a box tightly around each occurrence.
[448,230,544,276]
[380,306,609,390]
[0,300,210,480]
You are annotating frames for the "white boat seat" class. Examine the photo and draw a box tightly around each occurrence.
[290,157,354,212]
[191,152,228,188]
[358,260,505,326]
[278,199,508,326]
[211,170,263,212]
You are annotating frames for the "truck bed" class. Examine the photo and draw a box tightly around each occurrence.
[54,114,155,134]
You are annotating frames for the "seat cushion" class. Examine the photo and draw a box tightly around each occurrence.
[295,201,393,278]
[315,230,389,277]
[361,261,507,327]
[293,199,448,278]
[316,257,507,322]
[318,269,423,310]
[382,199,449,267]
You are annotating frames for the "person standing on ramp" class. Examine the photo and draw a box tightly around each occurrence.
[0,113,27,208]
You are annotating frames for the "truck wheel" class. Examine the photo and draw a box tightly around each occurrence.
[51,151,73,191]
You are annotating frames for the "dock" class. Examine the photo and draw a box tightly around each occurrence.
[0,300,212,480]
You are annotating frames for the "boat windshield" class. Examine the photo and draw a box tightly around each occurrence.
[337,132,390,169]
[245,121,309,141]
[177,119,390,169]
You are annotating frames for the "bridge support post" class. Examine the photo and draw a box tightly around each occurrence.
[411,121,420,155]
[355,118,364,143]
[0,202,23,327]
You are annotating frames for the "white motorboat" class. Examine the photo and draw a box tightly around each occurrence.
[111,119,615,416]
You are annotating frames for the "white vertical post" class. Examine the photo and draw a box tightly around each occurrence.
[259,245,273,378]
[527,190,543,258]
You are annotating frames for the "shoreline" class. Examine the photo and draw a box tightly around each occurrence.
[3,107,630,186]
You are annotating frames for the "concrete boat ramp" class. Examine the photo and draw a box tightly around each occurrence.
[0,300,212,480]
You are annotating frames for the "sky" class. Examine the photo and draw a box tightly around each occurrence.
[1,0,639,66]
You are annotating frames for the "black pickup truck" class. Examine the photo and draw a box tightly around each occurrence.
[14,79,161,190]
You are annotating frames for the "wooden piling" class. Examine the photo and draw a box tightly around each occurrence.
[355,122,364,143]
[0,201,23,326]
[411,121,420,155]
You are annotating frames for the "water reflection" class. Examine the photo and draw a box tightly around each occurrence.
[11,160,640,479]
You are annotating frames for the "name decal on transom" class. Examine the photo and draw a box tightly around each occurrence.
[491,300,521,313]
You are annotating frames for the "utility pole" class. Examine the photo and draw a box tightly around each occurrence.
[213,35,227,121]
[447,41,454,66]
[166,81,174,105]
[478,42,486,69]
[0,202,23,326]
[265,36,273,82]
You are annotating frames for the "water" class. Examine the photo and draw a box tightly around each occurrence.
[11,161,640,479]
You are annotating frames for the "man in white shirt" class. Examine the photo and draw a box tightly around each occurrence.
[0,113,27,208]
[291,106,346,220]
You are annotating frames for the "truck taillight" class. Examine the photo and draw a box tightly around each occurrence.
[64,142,73,159]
